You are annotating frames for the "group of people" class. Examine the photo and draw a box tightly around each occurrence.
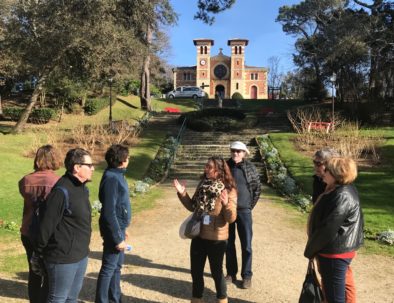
[19,140,364,303]
[174,144,364,303]
[19,144,131,303]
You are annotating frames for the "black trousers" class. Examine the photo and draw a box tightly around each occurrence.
[190,237,227,299]
[21,234,48,303]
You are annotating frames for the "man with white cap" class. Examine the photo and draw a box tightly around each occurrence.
[225,141,261,289]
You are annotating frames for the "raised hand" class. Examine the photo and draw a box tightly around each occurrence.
[220,189,229,206]
[173,179,186,195]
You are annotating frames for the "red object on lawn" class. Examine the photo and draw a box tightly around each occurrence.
[164,107,181,113]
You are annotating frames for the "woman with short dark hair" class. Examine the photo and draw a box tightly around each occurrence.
[304,157,364,303]
[96,144,131,303]
[19,145,62,303]
[174,156,237,303]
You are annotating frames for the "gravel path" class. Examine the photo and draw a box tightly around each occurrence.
[1,183,393,302]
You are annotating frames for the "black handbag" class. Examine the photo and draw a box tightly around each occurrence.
[299,259,324,303]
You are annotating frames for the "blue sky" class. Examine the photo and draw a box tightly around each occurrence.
[167,0,301,73]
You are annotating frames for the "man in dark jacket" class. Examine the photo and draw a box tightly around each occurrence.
[225,141,261,289]
[95,145,131,303]
[36,148,93,303]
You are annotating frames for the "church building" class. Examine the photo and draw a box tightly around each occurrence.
[172,38,268,99]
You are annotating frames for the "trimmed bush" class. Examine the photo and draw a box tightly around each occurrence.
[84,96,116,115]
[231,92,244,99]
[179,108,249,132]
[3,107,24,121]
[3,107,55,124]
[30,108,56,123]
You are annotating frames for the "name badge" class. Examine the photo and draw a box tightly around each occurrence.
[202,215,211,225]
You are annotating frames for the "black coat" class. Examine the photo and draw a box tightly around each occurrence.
[227,158,261,209]
[36,173,92,264]
[304,184,364,259]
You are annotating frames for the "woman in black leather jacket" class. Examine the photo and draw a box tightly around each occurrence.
[304,157,364,303]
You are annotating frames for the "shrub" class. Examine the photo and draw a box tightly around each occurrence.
[256,134,312,211]
[231,92,244,99]
[3,107,55,123]
[30,108,56,124]
[145,136,177,182]
[377,230,394,245]
[179,108,248,132]
[3,107,24,121]
[84,96,115,115]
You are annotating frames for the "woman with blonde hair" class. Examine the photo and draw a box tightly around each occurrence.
[19,145,62,303]
[174,156,237,303]
[304,157,364,303]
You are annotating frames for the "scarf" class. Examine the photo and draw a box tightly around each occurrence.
[192,178,225,214]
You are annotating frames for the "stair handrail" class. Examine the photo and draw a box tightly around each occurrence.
[159,117,187,183]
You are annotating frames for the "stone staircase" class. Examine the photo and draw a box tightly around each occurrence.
[139,112,181,137]
[168,130,264,181]
[150,108,290,184]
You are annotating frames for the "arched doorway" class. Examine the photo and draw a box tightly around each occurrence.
[251,85,258,99]
[215,85,225,99]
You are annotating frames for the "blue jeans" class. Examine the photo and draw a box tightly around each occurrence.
[190,237,227,299]
[317,256,352,303]
[226,210,253,279]
[45,256,88,303]
[95,240,125,303]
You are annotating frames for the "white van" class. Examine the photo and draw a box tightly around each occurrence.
[167,86,205,99]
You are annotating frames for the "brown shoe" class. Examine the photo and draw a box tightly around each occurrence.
[224,274,236,284]
[241,278,252,289]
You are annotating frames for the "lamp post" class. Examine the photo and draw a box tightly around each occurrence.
[108,78,113,127]
[329,73,337,129]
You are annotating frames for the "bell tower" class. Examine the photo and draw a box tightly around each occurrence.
[193,39,214,93]
[228,39,248,98]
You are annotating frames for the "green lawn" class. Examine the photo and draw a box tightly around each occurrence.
[269,128,394,255]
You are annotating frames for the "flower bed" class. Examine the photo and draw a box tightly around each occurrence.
[256,134,312,212]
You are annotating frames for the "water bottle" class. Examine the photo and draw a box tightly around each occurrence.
[125,244,133,253]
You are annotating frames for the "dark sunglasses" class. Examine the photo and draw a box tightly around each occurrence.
[77,163,94,168]
[231,149,244,154]
[313,160,324,167]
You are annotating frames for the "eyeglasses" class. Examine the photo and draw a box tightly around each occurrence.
[78,163,94,168]
[313,160,324,167]
[231,149,244,154]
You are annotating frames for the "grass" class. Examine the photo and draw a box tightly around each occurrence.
[269,128,394,256]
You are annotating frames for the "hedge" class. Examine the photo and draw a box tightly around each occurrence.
[179,108,257,132]
[3,107,56,124]
[84,96,115,115]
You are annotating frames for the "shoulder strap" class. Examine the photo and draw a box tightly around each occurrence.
[53,186,72,215]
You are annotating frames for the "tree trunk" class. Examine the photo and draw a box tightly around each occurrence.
[0,93,3,116]
[12,77,46,133]
[139,24,152,111]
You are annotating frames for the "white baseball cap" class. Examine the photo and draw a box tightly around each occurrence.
[229,141,250,155]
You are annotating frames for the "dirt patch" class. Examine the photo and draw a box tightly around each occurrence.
[1,183,393,302]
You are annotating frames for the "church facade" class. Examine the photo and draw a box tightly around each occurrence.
[172,38,268,99]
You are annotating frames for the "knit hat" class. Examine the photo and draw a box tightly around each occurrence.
[229,141,250,155]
